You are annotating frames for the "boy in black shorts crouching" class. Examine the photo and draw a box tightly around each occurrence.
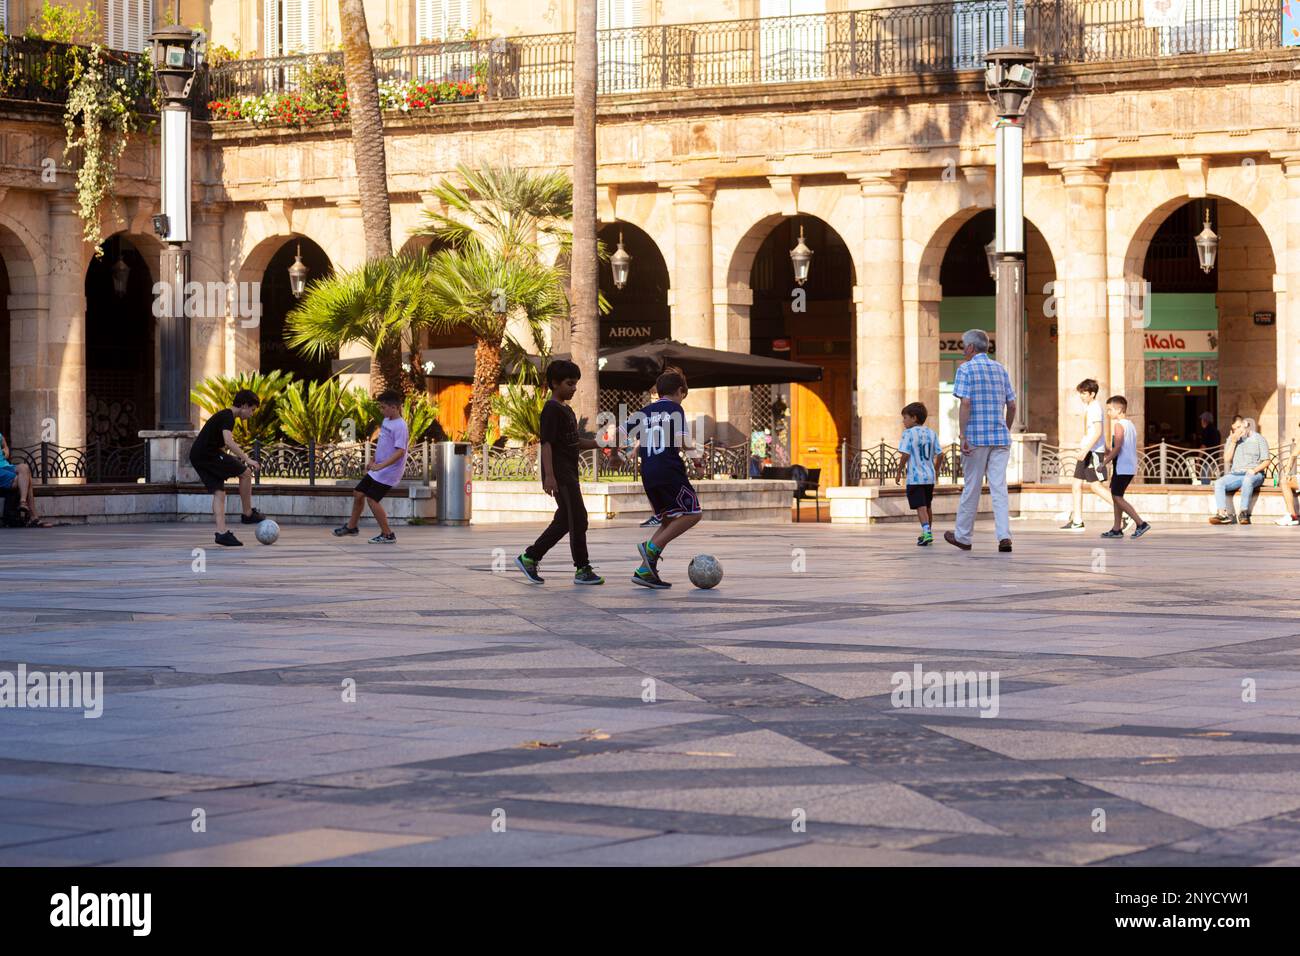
[189,390,265,547]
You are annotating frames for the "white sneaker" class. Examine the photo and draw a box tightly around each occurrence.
[1275,515,1299,526]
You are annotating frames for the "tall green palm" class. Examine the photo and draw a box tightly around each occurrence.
[415,164,575,262]
[283,255,429,392]
[420,245,567,444]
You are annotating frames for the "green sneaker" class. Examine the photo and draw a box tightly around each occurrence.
[515,554,544,585]
[574,566,604,585]
[917,531,933,546]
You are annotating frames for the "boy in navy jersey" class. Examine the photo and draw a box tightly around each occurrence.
[631,369,702,589]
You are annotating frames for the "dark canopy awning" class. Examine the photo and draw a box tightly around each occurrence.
[591,339,823,390]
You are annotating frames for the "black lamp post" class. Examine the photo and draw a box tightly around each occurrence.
[984,19,1037,431]
[150,21,205,431]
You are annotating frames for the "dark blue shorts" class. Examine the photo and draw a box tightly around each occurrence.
[642,472,701,521]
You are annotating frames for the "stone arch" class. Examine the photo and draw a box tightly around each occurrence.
[235,233,334,379]
[1120,194,1279,445]
[913,205,1060,443]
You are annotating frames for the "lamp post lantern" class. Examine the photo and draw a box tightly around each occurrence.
[984,24,1036,433]
[1194,209,1219,273]
[150,23,205,431]
[789,224,813,286]
[610,232,631,290]
[288,245,310,298]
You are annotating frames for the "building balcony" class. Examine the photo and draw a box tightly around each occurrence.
[0,1,1291,129]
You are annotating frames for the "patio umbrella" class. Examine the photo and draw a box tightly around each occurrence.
[591,339,823,390]
[413,346,544,381]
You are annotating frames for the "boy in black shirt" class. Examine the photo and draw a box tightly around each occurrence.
[189,389,265,547]
[515,360,608,585]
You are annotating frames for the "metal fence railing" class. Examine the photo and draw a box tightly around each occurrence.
[0,36,156,112]
[470,440,756,482]
[11,441,149,484]
[249,439,432,484]
[843,440,966,487]
[1040,439,1296,485]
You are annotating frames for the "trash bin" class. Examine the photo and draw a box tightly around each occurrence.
[434,442,473,525]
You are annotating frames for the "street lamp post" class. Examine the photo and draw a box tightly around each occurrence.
[984,22,1036,433]
[150,24,204,430]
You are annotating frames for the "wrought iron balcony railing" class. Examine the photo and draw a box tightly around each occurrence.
[200,0,1287,112]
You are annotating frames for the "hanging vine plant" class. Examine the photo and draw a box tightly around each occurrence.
[62,43,159,251]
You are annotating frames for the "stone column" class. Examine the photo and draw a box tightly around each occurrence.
[850,171,906,449]
[332,198,371,391]
[190,202,228,393]
[666,180,716,432]
[45,194,88,452]
[714,286,752,444]
[1269,152,1300,449]
[1053,161,1111,449]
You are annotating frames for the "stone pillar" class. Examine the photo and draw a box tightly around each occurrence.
[45,194,88,451]
[1271,152,1300,447]
[190,203,228,393]
[666,180,716,432]
[332,198,371,392]
[1053,161,1111,449]
[851,171,906,448]
[713,286,753,445]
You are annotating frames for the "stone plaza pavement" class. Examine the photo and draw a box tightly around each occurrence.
[3,517,1300,867]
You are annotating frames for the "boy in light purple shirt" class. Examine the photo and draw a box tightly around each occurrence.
[333,390,408,543]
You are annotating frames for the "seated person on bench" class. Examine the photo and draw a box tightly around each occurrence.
[0,432,48,527]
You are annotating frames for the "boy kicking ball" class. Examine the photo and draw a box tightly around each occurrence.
[188,389,266,547]
[632,369,703,589]
[1099,395,1151,540]
[334,390,408,544]
[898,401,942,545]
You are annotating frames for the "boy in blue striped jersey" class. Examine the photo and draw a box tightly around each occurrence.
[898,402,943,546]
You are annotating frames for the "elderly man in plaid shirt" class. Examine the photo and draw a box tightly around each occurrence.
[944,329,1017,553]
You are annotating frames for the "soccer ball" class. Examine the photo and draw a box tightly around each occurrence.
[687,554,723,589]
[255,519,280,545]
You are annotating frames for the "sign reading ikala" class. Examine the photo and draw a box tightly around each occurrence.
[1144,330,1217,353]
[0,665,104,718]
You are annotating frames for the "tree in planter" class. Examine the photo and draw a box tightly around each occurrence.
[491,349,548,446]
[418,245,566,445]
[284,255,431,400]
[191,371,294,446]
[337,0,397,395]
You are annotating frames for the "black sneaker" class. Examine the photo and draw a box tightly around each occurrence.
[640,515,661,528]
[1131,522,1151,539]
[215,531,242,547]
[241,508,267,525]
[332,524,359,537]
[369,532,396,544]
[574,566,604,585]
[1100,529,1124,539]
[632,567,671,589]
[1060,520,1085,531]
[516,554,544,585]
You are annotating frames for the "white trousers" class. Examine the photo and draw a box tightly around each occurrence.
[955,444,1011,544]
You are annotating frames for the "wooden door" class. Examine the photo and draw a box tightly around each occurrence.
[792,361,849,480]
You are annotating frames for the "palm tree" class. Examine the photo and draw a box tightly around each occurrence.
[337,0,397,394]
[283,255,429,393]
[571,0,600,432]
[419,245,566,444]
